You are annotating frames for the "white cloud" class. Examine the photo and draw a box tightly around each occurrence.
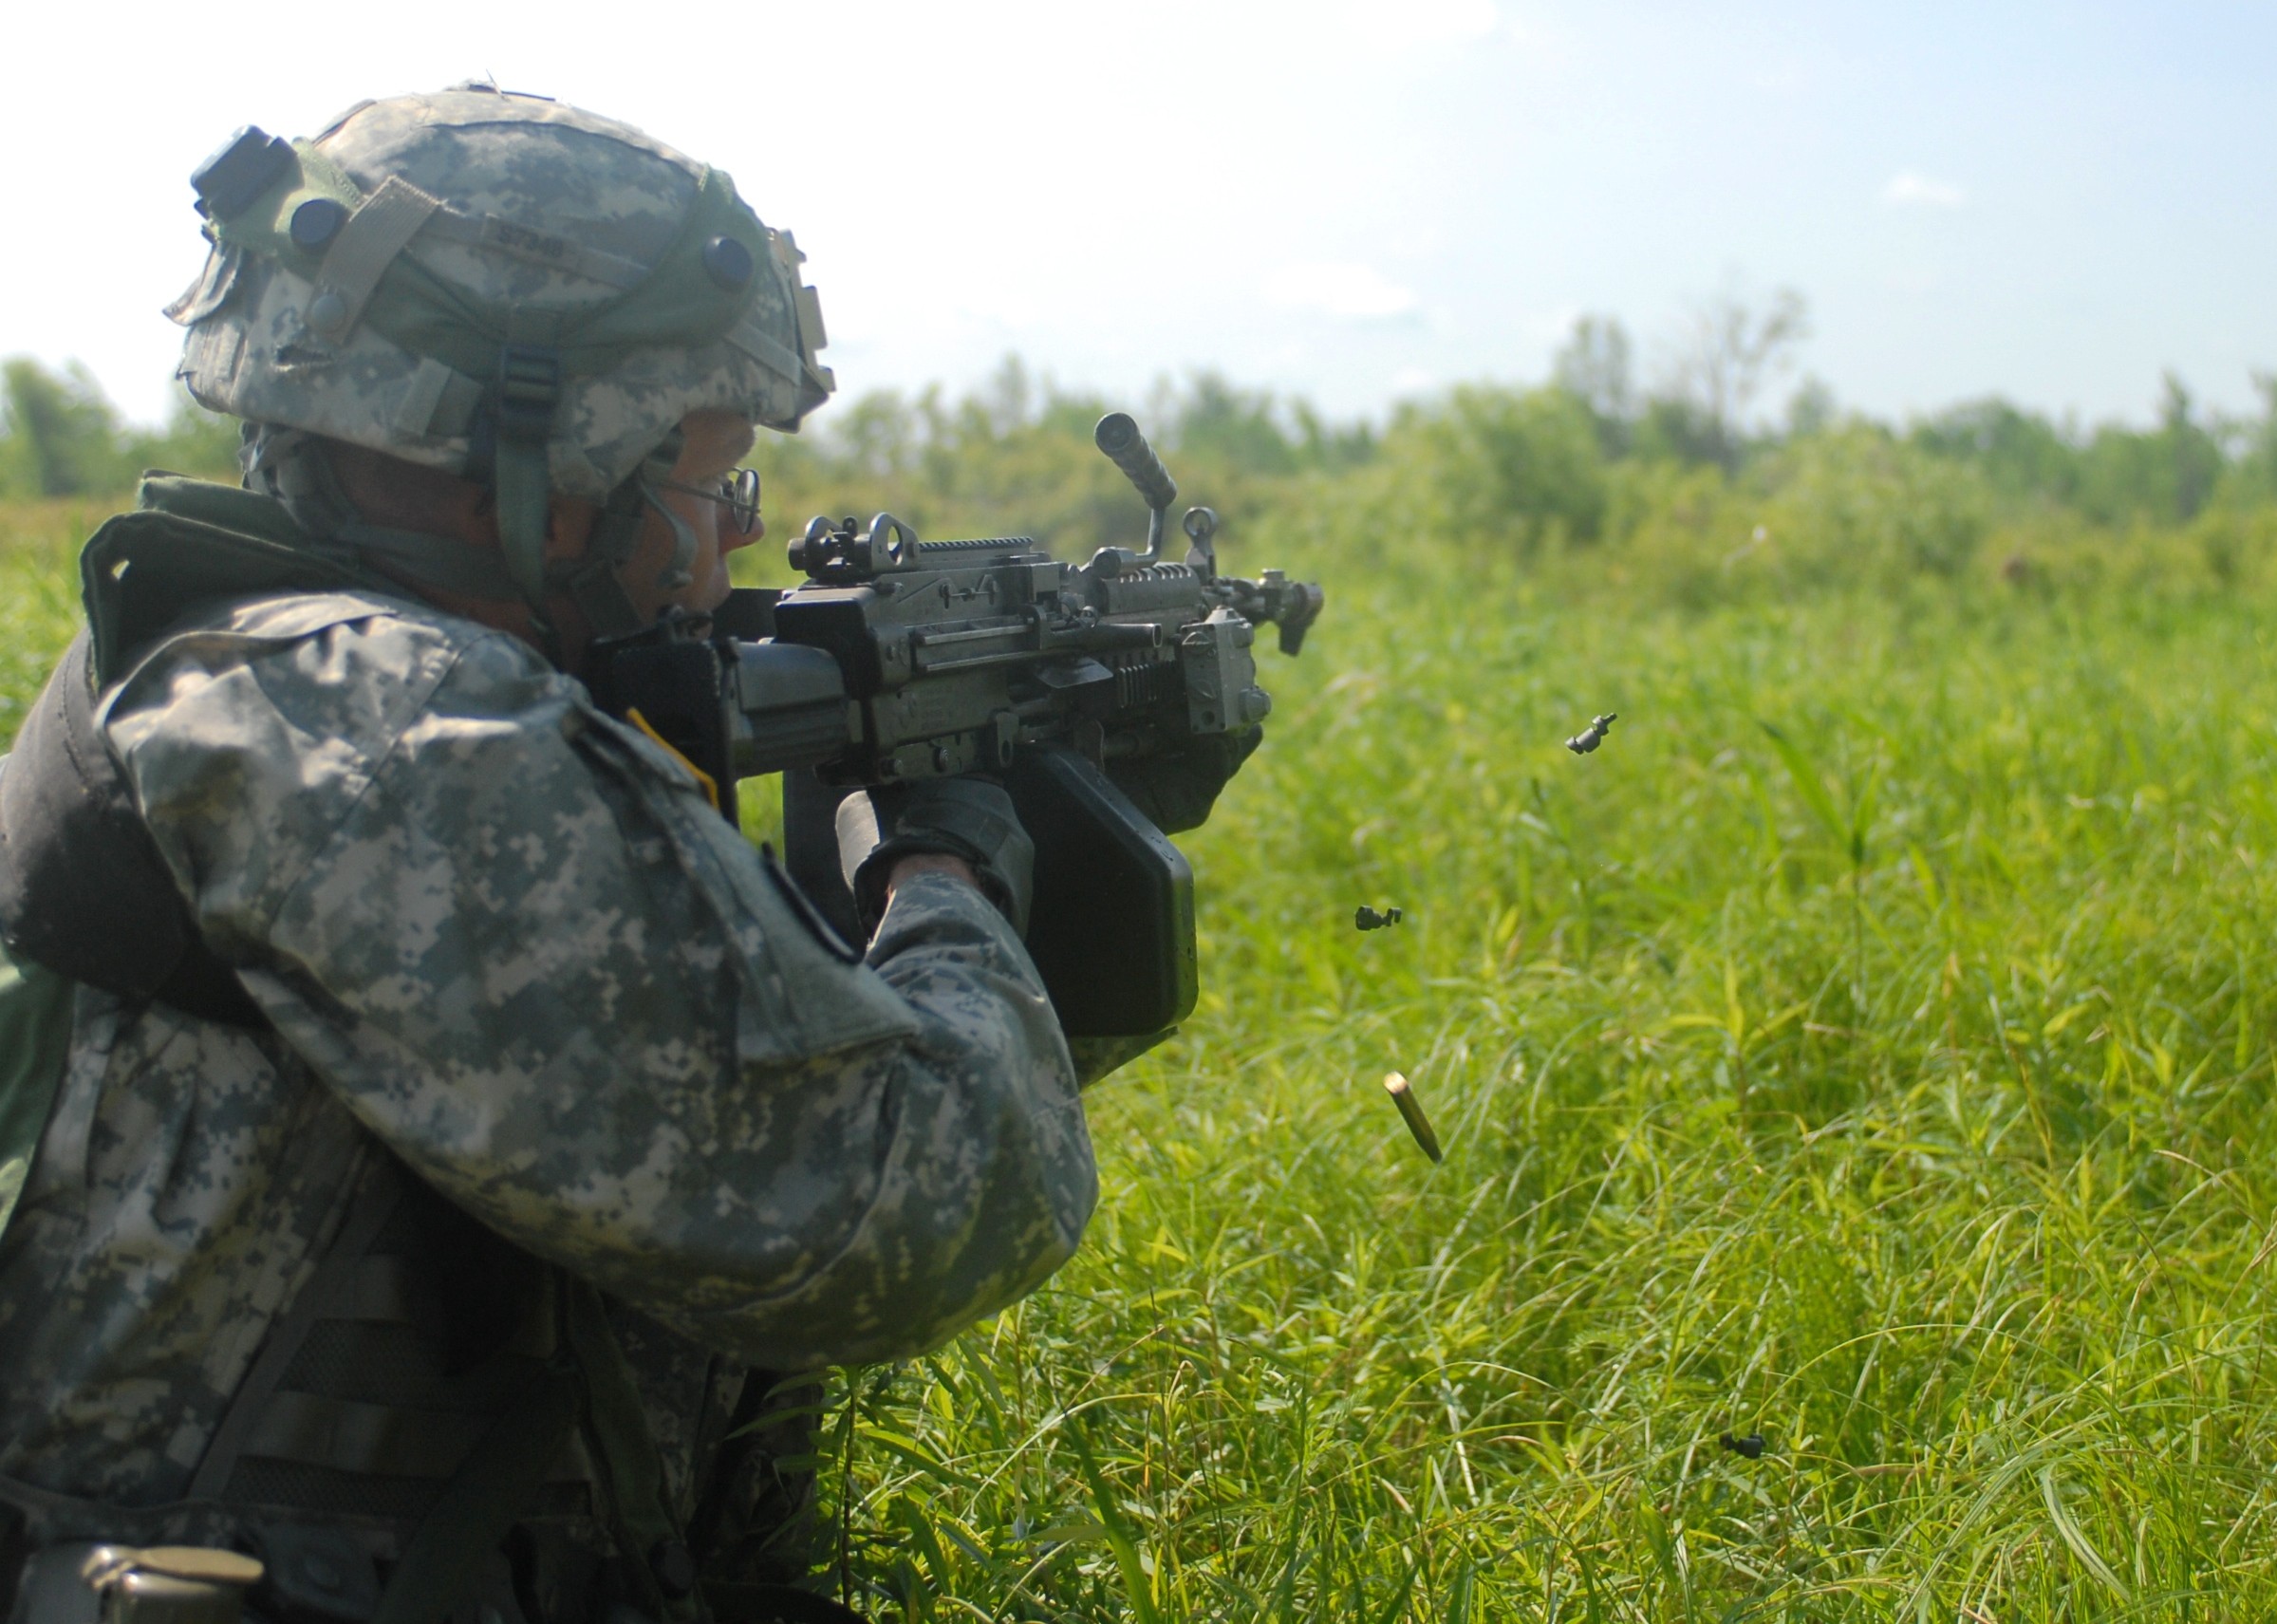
[1882,170,1967,209]
[1264,262,1421,319]
[1390,366,1438,396]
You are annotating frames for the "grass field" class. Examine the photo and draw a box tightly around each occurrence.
[9,480,2277,1621]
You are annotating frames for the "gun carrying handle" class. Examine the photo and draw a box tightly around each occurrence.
[1094,414,1177,512]
[1095,414,1176,568]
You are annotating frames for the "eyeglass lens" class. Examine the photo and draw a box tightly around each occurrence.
[721,468,761,535]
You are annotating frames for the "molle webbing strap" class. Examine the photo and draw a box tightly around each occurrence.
[369,1365,580,1624]
[187,1156,410,1501]
[369,1273,697,1624]
[192,1156,607,1621]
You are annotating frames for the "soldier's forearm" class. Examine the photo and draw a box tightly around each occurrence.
[885,849,979,898]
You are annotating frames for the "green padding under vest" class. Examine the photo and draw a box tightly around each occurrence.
[0,923,75,1244]
[81,477,404,685]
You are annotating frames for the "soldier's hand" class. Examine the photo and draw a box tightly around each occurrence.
[837,777,1035,936]
[1106,724,1263,835]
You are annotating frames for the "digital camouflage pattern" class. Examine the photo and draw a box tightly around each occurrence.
[0,590,1093,1504]
[173,86,831,500]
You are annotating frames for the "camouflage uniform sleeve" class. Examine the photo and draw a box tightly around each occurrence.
[103,598,1094,1370]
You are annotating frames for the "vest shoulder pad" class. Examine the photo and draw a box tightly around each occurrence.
[0,633,266,1026]
[83,478,400,684]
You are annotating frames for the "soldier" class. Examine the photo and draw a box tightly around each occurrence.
[0,86,1243,1624]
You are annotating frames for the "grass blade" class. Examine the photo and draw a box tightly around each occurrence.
[1065,1418,1163,1624]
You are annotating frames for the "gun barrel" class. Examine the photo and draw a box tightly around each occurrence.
[1093,413,1179,512]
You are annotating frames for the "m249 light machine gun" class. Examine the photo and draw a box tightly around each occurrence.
[593,413,1324,1039]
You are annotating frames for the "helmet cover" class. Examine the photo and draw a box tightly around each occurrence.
[169,86,833,503]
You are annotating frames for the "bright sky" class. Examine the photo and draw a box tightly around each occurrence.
[3,0,2269,432]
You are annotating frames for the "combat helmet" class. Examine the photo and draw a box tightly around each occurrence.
[167,84,831,644]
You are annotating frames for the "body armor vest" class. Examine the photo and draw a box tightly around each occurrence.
[0,481,830,1624]
[183,1154,615,1624]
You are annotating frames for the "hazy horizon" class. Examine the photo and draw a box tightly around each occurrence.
[4,0,2269,435]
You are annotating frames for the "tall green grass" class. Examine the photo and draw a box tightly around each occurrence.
[812,529,2277,1619]
[0,500,101,734]
[9,480,2277,1619]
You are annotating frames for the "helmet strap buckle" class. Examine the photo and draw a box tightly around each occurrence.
[495,344,560,443]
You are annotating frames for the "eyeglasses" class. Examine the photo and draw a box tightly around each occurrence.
[652,467,762,536]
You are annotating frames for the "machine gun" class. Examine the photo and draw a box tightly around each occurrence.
[591,414,1324,1038]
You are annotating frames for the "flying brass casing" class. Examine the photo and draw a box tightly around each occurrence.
[1383,1072,1444,1163]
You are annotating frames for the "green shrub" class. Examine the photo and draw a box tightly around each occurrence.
[1379,384,1608,552]
[1762,424,1992,585]
[0,360,239,498]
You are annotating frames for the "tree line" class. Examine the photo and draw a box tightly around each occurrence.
[6,293,2272,551]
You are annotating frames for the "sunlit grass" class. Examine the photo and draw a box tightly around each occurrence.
[0,499,94,739]
[9,488,2277,1619]
[818,550,2277,1619]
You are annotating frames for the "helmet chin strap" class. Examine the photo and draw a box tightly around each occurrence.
[251,409,703,659]
[544,429,697,644]
[491,344,565,658]
[487,335,702,654]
